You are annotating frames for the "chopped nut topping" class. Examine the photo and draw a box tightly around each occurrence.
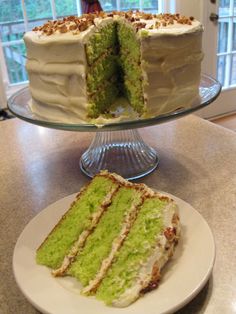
[31,11,196,36]
[69,24,77,31]
[155,21,160,28]
[78,22,88,32]
[134,22,146,31]
[142,13,152,20]
[59,25,67,33]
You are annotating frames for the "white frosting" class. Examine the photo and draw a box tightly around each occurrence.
[140,18,202,35]
[24,17,115,123]
[140,25,203,117]
[24,14,203,124]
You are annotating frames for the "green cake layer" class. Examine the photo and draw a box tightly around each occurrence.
[96,196,167,305]
[36,175,119,269]
[88,79,119,118]
[86,22,117,66]
[87,50,118,94]
[68,186,143,286]
[117,22,145,115]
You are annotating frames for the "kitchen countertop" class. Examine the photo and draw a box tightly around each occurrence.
[0,115,235,314]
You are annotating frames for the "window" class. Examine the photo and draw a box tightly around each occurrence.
[0,0,81,86]
[217,0,236,88]
[102,0,159,13]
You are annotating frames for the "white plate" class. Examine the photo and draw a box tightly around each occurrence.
[13,192,215,314]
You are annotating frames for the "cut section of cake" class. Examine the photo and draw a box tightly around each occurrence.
[35,171,180,307]
[85,20,120,118]
[117,19,145,115]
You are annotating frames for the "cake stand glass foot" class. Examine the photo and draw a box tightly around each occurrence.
[80,129,159,180]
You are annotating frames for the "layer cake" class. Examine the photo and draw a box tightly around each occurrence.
[24,11,203,123]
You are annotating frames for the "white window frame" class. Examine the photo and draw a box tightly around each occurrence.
[0,0,173,108]
[217,1,236,89]
[178,0,236,119]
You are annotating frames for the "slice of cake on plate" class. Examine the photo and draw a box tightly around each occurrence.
[36,171,180,307]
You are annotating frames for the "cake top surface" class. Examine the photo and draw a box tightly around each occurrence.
[24,11,203,43]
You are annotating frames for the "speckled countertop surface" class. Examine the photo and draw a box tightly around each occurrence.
[0,115,235,314]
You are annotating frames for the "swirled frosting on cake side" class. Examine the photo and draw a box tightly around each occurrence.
[24,17,115,122]
[24,12,203,124]
[140,24,203,117]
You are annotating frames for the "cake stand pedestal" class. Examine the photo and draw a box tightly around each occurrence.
[80,129,158,179]
[8,74,221,180]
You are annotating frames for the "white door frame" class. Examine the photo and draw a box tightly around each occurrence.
[200,0,236,119]
[178,0,236,119]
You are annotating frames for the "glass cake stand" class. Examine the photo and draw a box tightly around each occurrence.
[8,74,221,180]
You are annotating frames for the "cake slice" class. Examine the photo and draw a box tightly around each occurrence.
[95,193,180,307]
[35,171,180,308]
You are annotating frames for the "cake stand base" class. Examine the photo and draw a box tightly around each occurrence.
[80,129,159,180]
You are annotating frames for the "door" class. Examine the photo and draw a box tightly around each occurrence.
[199,0,236,118]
